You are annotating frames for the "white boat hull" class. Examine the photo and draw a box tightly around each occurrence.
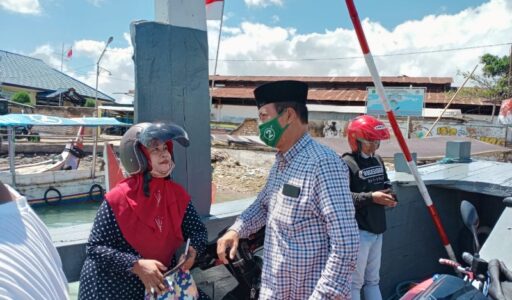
[0,169,105,206]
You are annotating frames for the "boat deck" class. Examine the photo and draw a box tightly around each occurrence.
[50,159,512,299]
[389,159,512,198]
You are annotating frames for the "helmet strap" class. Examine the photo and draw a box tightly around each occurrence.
[355,140,362,155]
[143,171,151,197]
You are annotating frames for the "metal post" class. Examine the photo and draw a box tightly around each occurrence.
[91,36,113,179]
[345,0,458,263]
[505,125,509,148]
[406,116,411,139]
[7,127,16,187]
[508,45,511,88]
[209,1,225,121]
[60,43,64,72]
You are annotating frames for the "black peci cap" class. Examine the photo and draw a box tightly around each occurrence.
[253,80,308,109]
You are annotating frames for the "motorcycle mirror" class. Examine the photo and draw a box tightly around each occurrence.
[503,197,512,208]
[460,200,480,253]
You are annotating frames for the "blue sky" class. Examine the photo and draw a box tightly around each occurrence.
[1,0,510,102]
[0,0,490,50]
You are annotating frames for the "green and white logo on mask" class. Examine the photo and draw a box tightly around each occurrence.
[259,113,288,148]
[263,126,276,141]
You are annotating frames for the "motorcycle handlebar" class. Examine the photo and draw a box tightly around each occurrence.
[439,258,461,268]
[462,252,474,265]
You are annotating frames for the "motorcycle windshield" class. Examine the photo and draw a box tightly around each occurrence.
[139,123,190,148]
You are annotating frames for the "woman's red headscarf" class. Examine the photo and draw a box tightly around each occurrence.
[105,141,190,265]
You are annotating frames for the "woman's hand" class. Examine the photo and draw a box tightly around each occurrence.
[179,246,197,271]
[132,259,168,295]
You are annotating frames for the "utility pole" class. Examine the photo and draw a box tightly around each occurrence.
[91,36,113,179]
[508,45,511,90]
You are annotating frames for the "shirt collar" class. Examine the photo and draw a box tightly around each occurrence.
[276,133,312,166]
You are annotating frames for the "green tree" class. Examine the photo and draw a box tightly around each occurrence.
[461,53,511,122]
[12,92,31,104]
[85,99,96,107]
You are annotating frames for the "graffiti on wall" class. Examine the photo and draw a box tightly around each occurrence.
[409,121,507,146]
[319,120,349,138]
[314,118,508,146]
[466,126,507,146]
[436,126,467,137]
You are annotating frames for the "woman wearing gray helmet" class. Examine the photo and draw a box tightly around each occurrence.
[78,122,209,300]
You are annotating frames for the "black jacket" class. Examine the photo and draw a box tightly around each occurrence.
[342,152,389,234]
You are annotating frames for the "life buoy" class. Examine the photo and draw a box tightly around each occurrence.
[44,187,62,205]
[89,184,104,202]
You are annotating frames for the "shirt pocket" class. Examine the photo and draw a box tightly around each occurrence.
[272,193,312,237]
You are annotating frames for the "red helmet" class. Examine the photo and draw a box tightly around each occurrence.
[347,115,390,152]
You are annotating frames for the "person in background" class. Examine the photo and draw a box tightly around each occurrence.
[217,80,359,299]
[0,180,69,299]
[78,122,208,300]
[342,115,397,300]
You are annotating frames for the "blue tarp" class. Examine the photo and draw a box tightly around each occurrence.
[0,114,131,127]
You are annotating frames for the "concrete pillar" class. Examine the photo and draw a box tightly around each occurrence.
[445,141,471,161]
[131,0,211,215]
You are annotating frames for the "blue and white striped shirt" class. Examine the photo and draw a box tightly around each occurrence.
[231,133,359,300]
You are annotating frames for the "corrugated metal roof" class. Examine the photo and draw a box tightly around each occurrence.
[211,86,489,106]
[0,50,114,102]
[211,75,453,85]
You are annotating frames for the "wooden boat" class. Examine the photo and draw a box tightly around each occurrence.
[0,114,129,206]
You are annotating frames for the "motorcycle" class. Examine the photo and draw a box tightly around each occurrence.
[194,197,512,300]
[194,227,265,300]
[401,197,512,300]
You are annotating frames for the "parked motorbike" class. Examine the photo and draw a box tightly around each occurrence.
[194,227,265,300]
[401,197,512,300]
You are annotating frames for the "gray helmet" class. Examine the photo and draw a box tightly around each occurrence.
[119,122,190,175]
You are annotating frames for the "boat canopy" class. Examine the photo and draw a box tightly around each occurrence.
[0,114,130,127]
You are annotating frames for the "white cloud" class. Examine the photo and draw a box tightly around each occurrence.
[29,0,512,103]
[210,0,512,86]
[72,34,134,104]
[244,0,283,8]
[87,0,105,7]
[0,0,41,15]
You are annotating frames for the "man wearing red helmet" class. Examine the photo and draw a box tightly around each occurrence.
[342,115,397,300]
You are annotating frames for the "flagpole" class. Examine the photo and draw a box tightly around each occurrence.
[60,43,65,72]
[60,43,65,106]
[210,0,225,121]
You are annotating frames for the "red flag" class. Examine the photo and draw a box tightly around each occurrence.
[499,98,512,125]
[206,0,223,20]
[104,143,126,191]
[66,47,73,59]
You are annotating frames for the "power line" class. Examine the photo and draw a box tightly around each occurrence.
[96,41,512,62]
[210,42,512,62]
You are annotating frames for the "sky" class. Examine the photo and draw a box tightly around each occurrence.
[1,0,511,103]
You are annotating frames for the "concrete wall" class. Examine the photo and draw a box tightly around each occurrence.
[313,118,510,147]
[31,106,96,136]
[230,118,328,138]
[230,118,259,136]
[214,104,511,147]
